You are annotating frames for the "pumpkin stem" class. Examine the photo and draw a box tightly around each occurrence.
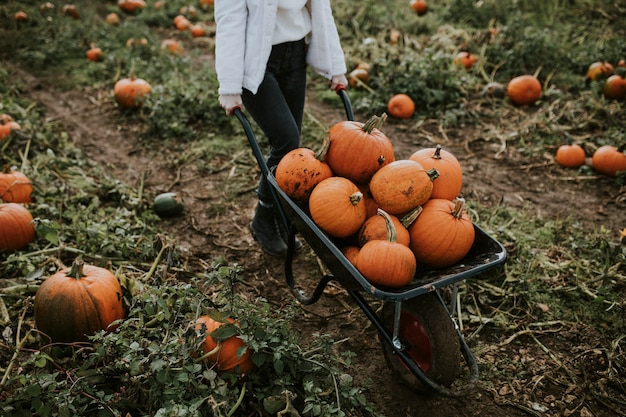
[426,167,440,182]
[362,113,388,134]
[349,191,364,206]
[400,205,423,228]
[432,144,443,160]
[66,259,87,280]
[377,208,397,243]
[451,197,467,220]
[316,134,331,162]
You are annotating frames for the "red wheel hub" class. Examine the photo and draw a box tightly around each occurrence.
[395,311,433,372]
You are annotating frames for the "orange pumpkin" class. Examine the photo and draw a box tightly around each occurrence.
[62,4,80,19]
[105,12,120,25]
[190,24,206,38]
[341,246,360,266]
[309,177,367,238]
[387,94,415,119]
[114,76,152,108]
[0,167,33,203]
[409,0,428,16]
[86,46,104,62]
[408,198,475,268]
[118,0,146,13]
[348,67,370,88]
[14,11,28,22]
[195,315,254,375]
[555,143,586,168]
[507,75,542,106]
[34,260,125,343]
[275,140,333,201]
[161,39,184,55]
[358,212,410,247]
[409,144,463,200]
[454,52,477,69]
[0,203,35,251]
[591,145,626,177]
[357,209,416,287]
[586,61,614,81]
[0,117,21,141]
[174,15,191,30]
[198,0,214,8]
[369,160,439,215]
[325,114,395,184]
[603,75,626,100]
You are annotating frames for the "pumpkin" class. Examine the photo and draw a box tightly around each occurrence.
[275,139,333,201]
[454,52,477,69]
[190,24,206,38]
[358,212,410,247]
[603,75,626,100]
[106,12,120,25]
[482,81,506,98]
[0,203,35,251]
[348,67,370,88]
[409,144,463,200]
[114,76,152,108]
[591,144,626,177]
[586,61,614,81]
[62,4,80,19]
[507,75,542,106]
[86,46,104,62]
[325,114,395,184]
[387,94,415,119]
[34,260,125,343]
[357,209,416,287]
[0,117,21,140]
[358,184,380,219]
[118,0,146,13]
[154,192,185,217]
[409,0,428,16]
[0,166,33,203]
[341,246,360,266]
[195,315,254,375]
[199,0,214,8]
[161,39,184,55]
[555,143,586,168]
[408,198,475,268]
[174,15,191,30]
[14,11,28,21]
[369,160,439,215]
[309,177,367,239]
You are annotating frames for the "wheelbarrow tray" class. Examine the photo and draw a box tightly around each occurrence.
[268,172,507,302]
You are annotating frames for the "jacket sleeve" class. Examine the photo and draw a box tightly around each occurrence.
[215,0,248,95]
[307,0,347,79]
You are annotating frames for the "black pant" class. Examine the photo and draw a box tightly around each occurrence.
[242,39,307,204]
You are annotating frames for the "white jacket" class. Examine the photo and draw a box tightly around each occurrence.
[215,0,347,95]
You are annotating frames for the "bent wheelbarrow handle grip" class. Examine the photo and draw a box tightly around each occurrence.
[334,84,355,121]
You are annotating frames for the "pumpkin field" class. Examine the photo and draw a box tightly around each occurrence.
[1,1,625,416]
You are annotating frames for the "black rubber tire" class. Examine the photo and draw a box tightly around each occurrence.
[380,293,461,392]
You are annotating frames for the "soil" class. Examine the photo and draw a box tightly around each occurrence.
[11,65,626,417]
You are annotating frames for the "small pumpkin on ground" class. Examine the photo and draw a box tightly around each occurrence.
[409,0,428,16]
[507,74,542,106]
[195,315,254,375]
[454,52,477,69]
[603,75,626,100]
[586,61,614,81]
[0,116,21,140]
[387,94,415,119]
[591,144,626,177]
[325,114,395,184]
[86,45,104,62]
[118,0,146,14]
[309,176,367,239]
[34,259,125,343]
[0,166,33,203]
[0,203,35,251]
[369,159,439,215]
[357,209,416,288]
[408,198,475,269]
[409,144,463,200]
[275,138,333,201]
[555,143,586,168]
[114,76,152,108]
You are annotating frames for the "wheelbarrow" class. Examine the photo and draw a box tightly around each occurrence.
[233,87,507,396]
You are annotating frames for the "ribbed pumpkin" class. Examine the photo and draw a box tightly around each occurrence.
[555,143,586,168]
[195,315,254,375]
[275,139,333,201]
[369,160,439,215]
[114,76,152,108]
[591,144,626,177]
[409,144,462,200]
[507,75,542,106]
[34,260,125,343]
[0,166,33,203]
[357,209,416,287]
[0,203,35,251]
[309,177,367,238]
[325,114,395,184]
[359,212,410,247]
[408,198,475,268]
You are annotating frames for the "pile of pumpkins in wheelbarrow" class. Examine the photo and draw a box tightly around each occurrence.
[275,113,474,288]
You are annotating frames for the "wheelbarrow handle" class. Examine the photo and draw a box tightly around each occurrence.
[334,84,355,121]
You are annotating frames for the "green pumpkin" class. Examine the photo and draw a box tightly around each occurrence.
[154,192,184,217]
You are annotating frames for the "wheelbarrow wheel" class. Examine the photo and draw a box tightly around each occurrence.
[380,293,461,392]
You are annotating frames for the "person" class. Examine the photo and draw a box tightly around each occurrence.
[214,0,349,257]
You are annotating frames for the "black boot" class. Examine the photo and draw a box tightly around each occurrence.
[276,211,303,252]
[250,201,288,257]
